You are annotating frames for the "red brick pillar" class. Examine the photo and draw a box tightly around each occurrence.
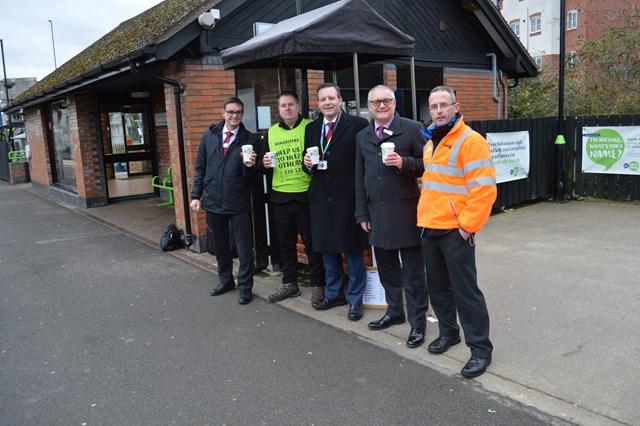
[69,93,108,207]
[163,57,237,252]
[444,70,498,120]
[23,107,52,188]
[383,64,397,90]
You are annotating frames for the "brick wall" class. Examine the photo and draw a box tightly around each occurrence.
[163,56,237,252]
[9,162,29,184]
[23,107,51,186]
[306,70,325,109]
[444,69,504,120]
[69,93,108,207]
[383,64,397,90]
[152,92,171,175]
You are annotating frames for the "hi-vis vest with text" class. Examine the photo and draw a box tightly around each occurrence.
[268,119,311,193]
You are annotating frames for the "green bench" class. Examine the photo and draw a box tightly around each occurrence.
[8,150,28,163]
[152,166,174,207]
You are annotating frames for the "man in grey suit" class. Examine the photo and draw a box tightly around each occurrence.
[355,85,429,348]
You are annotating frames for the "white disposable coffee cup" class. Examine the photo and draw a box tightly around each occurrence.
[381,142,395,162]
[308,146,320,165]
[241,145,254,162]
[266,151,277,167]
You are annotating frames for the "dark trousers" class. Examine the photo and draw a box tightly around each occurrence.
[422,230,492,357]
[374,245,428,328]
[206,211,254,292]
[273,200,324,287]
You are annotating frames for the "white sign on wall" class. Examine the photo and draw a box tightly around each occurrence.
[582,126,640,175]
[487,131,530,184]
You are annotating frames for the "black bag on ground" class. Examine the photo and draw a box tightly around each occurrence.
[160,223,182,251]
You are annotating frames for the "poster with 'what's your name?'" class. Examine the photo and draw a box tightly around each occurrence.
[582,126,640,175]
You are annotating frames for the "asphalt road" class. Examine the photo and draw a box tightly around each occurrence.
[0,182,571,425]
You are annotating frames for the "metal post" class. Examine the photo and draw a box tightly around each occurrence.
[353,53,360,116]
[554,0,567,202]
[1,39,13,149]
[410,56,417,121]
[48,20,58,69]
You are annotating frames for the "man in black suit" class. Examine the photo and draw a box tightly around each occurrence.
[303,82,369,321]
[190,96,261,305]
[355,85,429,348]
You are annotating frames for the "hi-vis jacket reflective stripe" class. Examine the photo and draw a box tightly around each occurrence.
[417,116,497,234]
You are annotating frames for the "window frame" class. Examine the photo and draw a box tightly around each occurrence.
[509,20,521,37]
[567,9,578,30]
[530,14,542,35]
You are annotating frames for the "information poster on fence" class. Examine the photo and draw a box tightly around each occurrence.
[582,126,640,175]
[487,131,530,184]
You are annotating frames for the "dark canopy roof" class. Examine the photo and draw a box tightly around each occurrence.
[220,0,415,70]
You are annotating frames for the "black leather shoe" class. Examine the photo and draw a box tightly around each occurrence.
[461,355,492,378]
[238,290,253,305]
[367,314,405,330]
[312,297,347,310]
[211,282,235,296]
[348,304,363,321]
[427,335,462,354]
[406,327,426,348]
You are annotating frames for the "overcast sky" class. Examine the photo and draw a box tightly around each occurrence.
[1,0,163,82]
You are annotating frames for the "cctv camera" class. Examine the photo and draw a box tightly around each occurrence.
[198,8,220,29]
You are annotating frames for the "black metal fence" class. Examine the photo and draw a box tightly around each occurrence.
[468,115,640,209]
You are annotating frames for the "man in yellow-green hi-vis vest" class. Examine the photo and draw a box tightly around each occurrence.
[259,91,325,305]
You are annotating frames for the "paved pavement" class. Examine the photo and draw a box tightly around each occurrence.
[1,182,566,426]
[4,182,639,425]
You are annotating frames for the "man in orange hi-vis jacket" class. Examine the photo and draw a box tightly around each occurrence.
[417,85,497,379]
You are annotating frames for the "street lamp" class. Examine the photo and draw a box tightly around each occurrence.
[48,20,58,69]
[1,38,15,148]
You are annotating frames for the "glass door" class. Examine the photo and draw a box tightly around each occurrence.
[100,107,155,200]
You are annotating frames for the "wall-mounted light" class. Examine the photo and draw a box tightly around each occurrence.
[198,8,220,29]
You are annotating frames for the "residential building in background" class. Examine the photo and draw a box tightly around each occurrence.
[497,0,639,72]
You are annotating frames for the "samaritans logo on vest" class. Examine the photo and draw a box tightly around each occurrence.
[582,126,640,175]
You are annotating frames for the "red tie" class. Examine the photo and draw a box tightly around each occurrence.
[325,122,334,142]
[223,131,232,155]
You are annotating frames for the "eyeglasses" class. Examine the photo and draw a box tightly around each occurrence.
[225,110,244,116]
[429,103,455,111]
[368,98,394,107]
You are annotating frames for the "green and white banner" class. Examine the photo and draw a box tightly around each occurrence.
[582,126,640,175]
[487,131,530,184]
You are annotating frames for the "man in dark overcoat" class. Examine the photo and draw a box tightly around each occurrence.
[355,85,429,348]
[190,96,260,305]
[303,82,369,321]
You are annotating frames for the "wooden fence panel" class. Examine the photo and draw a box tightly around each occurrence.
[573,115,640,201]
[468,116,557,210]
[470,114,640,207]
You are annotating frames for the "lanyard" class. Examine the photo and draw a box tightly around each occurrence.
[319,114,340,158]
